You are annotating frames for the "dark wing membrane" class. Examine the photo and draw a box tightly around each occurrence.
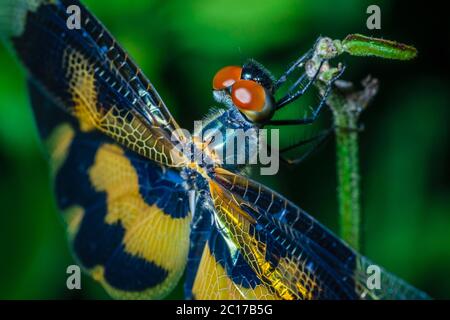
[185,167,430,300]
[184,192,213,299]
[185,192,280,300]
[29,80,191,299]
[185,191,276,300]
[1,0,187,167]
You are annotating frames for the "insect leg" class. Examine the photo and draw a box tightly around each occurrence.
[267,65,346,126]
[279,127,334,153]
[263,128,332,166]
[275,60,325,110]
[274,47,315,88]
[269,127,334,166]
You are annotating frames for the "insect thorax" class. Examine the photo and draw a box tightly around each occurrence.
[193,108,262,171]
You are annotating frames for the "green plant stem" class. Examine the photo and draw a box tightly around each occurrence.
[328,93,361,251]
[312,33,410,251]
[335,113,361,251]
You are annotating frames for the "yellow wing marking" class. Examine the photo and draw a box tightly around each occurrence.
[64,49,188,167]
[90,265,183,300]
[88,143,190,298]
[208,171,319,300]
[45,122,75,174]
[62,205,84,240]
[192,243,280,300]
[65,49,98,132]
[91,265,105,283]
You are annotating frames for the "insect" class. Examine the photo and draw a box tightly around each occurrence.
[0,0,429,299]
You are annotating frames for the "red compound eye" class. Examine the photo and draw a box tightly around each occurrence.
[212,66,242,90]
[231,80,266,112]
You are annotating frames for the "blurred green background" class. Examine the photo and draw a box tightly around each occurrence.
[0,0,449,299]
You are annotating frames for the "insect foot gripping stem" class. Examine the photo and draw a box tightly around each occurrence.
[305,34,417,85]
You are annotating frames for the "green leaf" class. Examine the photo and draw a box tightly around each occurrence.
[341,34,417,60]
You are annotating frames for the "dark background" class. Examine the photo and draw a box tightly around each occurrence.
[0,0,449,299]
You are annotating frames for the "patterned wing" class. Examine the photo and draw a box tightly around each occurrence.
[185,196,281,300]
[29,80,191,299]
[185,168,430,300]
[0,0,187,167]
